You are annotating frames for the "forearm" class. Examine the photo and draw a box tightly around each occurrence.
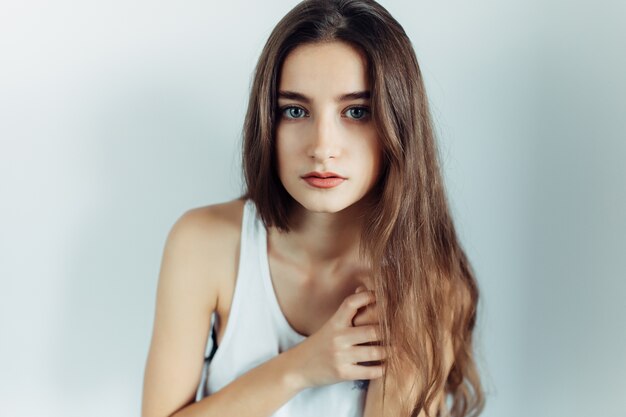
[171,348,306,417]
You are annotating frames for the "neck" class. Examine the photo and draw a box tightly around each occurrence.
[268,199,371,275]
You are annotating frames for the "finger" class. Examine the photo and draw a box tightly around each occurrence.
[338,291,376,327]
[352,303,379,327]
[344,324,382,345]
[350,345,387,363]
[354,285,367,294]
[352,286,371,326]
[347,363,386,380]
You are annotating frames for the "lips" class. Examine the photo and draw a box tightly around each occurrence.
[301,171,347,189]
[301,171,346,179]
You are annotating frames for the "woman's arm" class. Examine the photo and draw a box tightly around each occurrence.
[141,208,222,417]
[142,206,306,417]
[169,348,305,417]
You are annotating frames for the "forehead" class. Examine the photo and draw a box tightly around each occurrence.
[278,41,369,94]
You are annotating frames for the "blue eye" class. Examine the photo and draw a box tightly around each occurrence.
[278,105,371,121]
[346,106,370,120]
[281,106,307,119]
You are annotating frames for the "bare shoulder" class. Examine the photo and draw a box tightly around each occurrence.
[180,198,246,229]
[142,197,245,417]
[164,197,246,312]
[173,197,245,238]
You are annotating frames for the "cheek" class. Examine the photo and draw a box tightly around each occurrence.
[275,133,298,173]
[276,127,304,155]
[363,134,382,165]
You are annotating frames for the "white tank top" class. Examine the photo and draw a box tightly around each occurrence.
[195,199,368,416]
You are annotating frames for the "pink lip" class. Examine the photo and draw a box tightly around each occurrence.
[303,177,346,189]
[301,171,346,179]
[301,171,347,189]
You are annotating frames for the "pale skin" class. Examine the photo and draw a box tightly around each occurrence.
[142,41,451,417]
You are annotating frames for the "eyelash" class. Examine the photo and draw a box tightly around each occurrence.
[278,105,371,121]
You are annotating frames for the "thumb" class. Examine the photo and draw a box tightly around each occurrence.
[355,285,367,294]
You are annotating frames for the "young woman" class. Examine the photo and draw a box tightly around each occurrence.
[142,1,484,416]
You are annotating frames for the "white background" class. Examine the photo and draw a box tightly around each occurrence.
[1,1,624,416]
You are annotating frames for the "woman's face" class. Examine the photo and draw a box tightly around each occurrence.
[275,41,382,213]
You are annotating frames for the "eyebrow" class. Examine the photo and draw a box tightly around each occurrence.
[277,90,371,103]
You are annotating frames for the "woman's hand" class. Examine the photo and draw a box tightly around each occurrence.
[352,285,380,327]
[288,286,386,389]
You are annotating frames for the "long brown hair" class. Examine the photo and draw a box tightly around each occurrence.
[239,1,484,416]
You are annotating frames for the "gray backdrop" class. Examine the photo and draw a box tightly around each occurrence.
[1,1,624,416]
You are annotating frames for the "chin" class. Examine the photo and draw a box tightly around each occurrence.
[300,199,346,213]
[291,192,361,214]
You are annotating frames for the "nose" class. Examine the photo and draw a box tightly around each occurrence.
[307,112,341,161]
